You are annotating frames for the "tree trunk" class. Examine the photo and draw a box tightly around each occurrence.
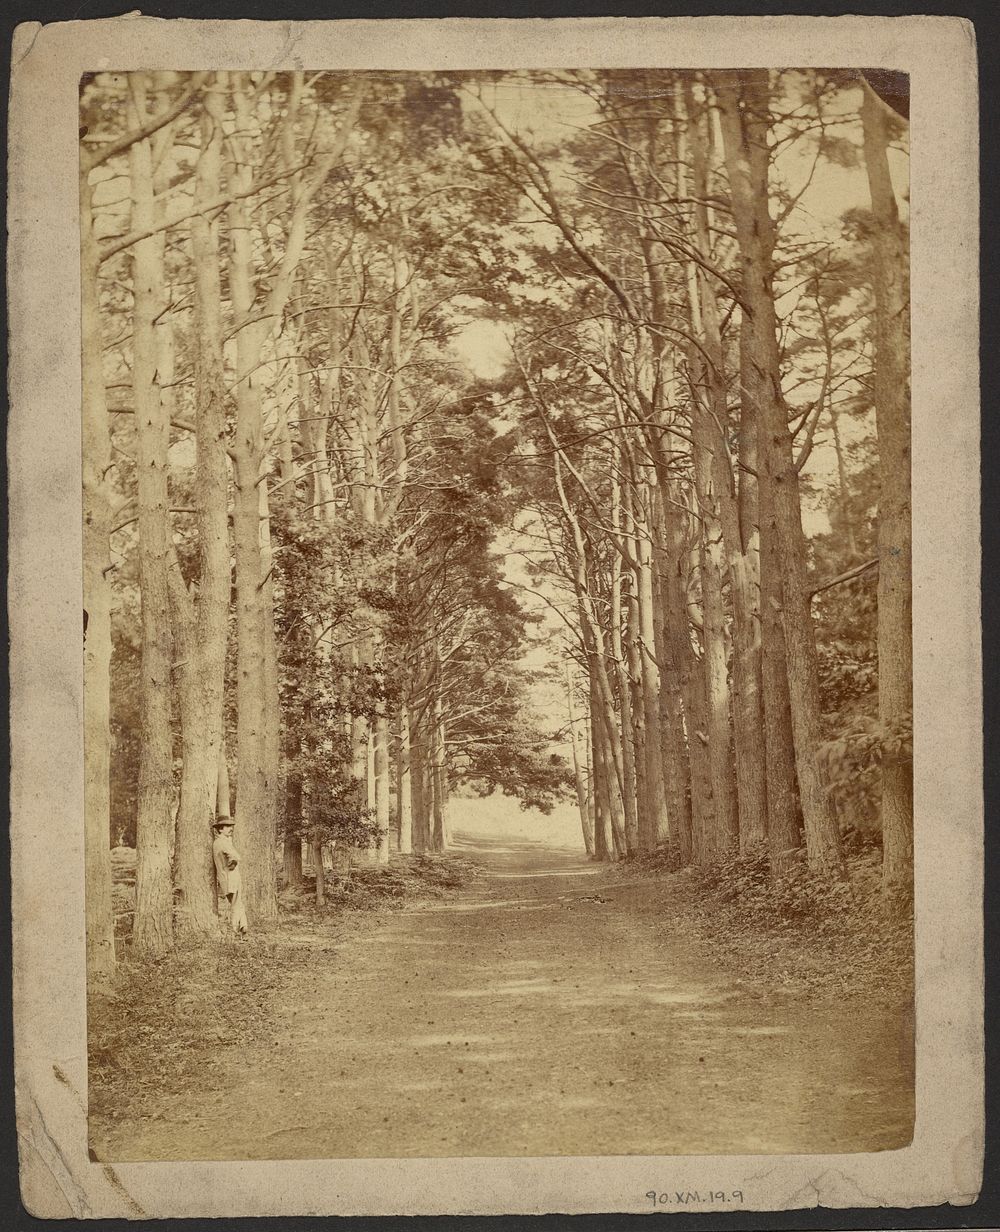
[226,74,277,920]
[128,76,175,957]
[396,703,413,855]
[610,457,640,854]
[172,76,230,935]
[409,711,430,853]
[374,713,391,864]
[565,661,595,856]
[861,82,913,908]
[431,687,447,853]
[693,480,739,856]
[678,76,767,856]
[634,486,671,848]
[81,167,116,978]
[584,718,597,850]
[312,836,325,906]
[660,498,712,864]
[715,69,845,877]
[650,506,694,865]
[260,483,282,907]
[622,492,652,842]
[589,683,613,861]
[757,425,804,873]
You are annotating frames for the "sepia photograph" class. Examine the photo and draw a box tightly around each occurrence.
[81,62,915,1163]
[8,13,982,1220]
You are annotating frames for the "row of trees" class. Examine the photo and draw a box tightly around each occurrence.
[82,66,911,979]
[466,70,910,894]
[83,69,566,974]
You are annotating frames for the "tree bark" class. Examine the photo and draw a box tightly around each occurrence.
[81,164,116,978]
[679,76,767,856]
[589,677,613,861]
[374,713,391,864]
[692,462,739,857]
[650,500,694,865]
[861,82,913,907]
[566,661,596,856]
[409,706,430,853]
[396,703,413,855]
[128,74,175,957]
[756,417,804,873]
[226,74,277,920]
[660,496,712,864]
[431,679,447,853]
[634,485,671,848]
[610,454,640,854]
[715,70,845,877]
[172,74,231,935]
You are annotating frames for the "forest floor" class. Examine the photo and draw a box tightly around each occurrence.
[89,801,914,1161]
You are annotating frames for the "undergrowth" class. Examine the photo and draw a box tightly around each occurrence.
[91,851,479,1129]
[611,834,913,1001]
[280,852,481,913]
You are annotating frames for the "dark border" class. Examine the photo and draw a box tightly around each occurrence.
[3,1,994,1228]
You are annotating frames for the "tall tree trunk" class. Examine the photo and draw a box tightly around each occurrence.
[396,703,413,855]
[81,166,116,978]
[584,717,597,850]
[225,75,364,916]
[260,483,282,905]
[679,76,767,855]
[634,485,671,848]
[431,683,447,853]
[757,425,804,873]
[128,75,175,957]
[548,447,629,856]
[861,82,913,907]
[660,498,712,864]
[693,483,738,856]
[374,713,391,864]
[227,74,277,920]
[312,834,326,906]
[172,75,230,935]
[566,661,595,856]
[715,70,845,877]
[650,506,694,865]
[409,708,430,853]
[589,679,613,861]
[622,492,652,842]
[732,326,771,858]
[610,455,640,854]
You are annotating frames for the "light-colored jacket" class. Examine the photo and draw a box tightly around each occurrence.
[213,832,242,897]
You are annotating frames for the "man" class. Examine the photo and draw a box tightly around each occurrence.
[212,817,248,937]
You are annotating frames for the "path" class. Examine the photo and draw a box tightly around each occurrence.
[92,818,913,1161]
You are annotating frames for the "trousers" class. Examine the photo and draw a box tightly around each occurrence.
[225,888,248,935]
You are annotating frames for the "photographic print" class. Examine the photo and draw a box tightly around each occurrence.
[9,15,981,1219]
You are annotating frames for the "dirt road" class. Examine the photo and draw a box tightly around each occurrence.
[91,824,913,1161]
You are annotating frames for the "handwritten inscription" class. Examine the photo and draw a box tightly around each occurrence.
[645,1190,745,1208]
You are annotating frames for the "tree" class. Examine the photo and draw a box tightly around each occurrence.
[128,73,177,958]
[861,80,912,907]
[714,70,846,878]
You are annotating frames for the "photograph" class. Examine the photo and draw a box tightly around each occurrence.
[7,13,981,1220]
[81,64,914,1162]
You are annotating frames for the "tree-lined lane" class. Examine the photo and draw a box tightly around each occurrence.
[91,823,913,1162]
